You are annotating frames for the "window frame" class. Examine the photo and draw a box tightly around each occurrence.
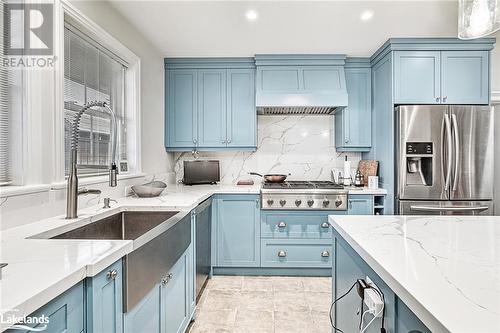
[0,0,143,197]
[53,0,142,186]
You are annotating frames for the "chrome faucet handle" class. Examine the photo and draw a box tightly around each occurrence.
[77,188,102,196]
[103,197,117,209]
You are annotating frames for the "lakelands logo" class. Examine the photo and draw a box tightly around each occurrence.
[2,1,56,69]
[0,309,49,331]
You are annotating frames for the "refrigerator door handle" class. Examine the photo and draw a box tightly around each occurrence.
[451,114,460,191]
[410,205,490,212]
[443,115,453,191]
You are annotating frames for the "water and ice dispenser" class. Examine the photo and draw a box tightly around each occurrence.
[405,142,433,186]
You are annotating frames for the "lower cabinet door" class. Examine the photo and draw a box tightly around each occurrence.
[5,282,84,333]
[124,284,162,333]
[347,195,374,215]
[163,249,190,333]
[261,239,332,268]
[86,260,123,333]
[215,195,260,267]
[396,299,431,333]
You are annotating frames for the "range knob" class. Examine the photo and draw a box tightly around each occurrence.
[279,199,287,207]
[307,199,314,207]
[335,199,343,208]
[323,200,330,207]
[295,199,302,207]
[267,199,274,206]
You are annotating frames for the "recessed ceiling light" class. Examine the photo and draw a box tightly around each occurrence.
[245,9,258,21]
[360,10,374,22]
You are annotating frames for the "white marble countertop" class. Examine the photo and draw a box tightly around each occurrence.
[0,182,385,330]
[328,215,500,333]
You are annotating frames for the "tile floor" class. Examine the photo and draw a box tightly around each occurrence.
[189,276,332,333]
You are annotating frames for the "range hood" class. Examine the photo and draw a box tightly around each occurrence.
[255,54,348,115]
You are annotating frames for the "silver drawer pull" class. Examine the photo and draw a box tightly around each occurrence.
[320,222,330,229]
[278,250,287,258]
[106,270,118,280]
[321,251,330,258]
[277,221,287,228]
[161,273,173,285]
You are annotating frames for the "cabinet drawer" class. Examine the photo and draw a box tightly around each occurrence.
[261,239,332,268]
[261,211,339,239]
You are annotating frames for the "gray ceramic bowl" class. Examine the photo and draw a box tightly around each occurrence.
[131,181,167,198]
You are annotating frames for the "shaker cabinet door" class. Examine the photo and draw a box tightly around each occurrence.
[166,69,198,148]
[394,51,441,104]
[441,51,489,104]
[197,69,227,148]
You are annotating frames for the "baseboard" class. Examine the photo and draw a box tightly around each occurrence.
[212,267,332,277]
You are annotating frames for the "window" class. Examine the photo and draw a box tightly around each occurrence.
[64,23,128,177]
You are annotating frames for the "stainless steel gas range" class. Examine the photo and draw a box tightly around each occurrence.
[260,181,348,211]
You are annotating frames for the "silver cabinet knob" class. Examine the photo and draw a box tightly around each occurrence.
[277,221,287,228]
[443,96,448,102]
[436,97,440,102]
[278,250,287,258]
[321,251,330,258]
[193,139,198,144]
[222,140,226,144]
[227,139,232,144]
[161,273,173,285]
[320,222,330,229]
[106,270,118,280]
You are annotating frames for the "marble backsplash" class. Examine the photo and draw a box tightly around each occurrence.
[174,115,361,184]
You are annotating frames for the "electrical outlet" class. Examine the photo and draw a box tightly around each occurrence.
[364,276,384,317]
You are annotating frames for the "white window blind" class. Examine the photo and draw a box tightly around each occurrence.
[0,0,12,185]
[64,24,127,177]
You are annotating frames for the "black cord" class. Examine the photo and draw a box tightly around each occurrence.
[329,282,358,333]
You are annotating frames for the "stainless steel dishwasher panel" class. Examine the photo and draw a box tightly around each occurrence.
[123,213,191,312]
[195,198,212,300]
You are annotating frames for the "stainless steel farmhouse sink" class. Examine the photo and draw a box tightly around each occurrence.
[51,211,179,240]
[48,210,191,313]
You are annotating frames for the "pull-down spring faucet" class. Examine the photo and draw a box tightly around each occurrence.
[66,101,118,219]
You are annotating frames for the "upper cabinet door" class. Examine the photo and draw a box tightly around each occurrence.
[226,69,256,148]
[394,51,441,104]
[441,51,489,105]
[197,69,227,148]
[166,69,198,148]
[338,67,371,150]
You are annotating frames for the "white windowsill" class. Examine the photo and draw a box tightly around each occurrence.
[0,184,52,198]
[0,173,146,198]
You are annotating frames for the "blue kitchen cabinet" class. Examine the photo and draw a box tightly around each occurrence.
[214,194,260,267]
[396,299,432,333]
[164,58,256,151]
[124,246,194,333]
[441,50,489,104]
[333,235,396,333]
[162,246,191,333]
[261,239,332,268]
[394,51,441,104]
[166,69,198,149]
[226,69,256,148]
[335,59,371,152]
[197,69,227,148]
[347,195,374,215]
[124,283,162,333]
[86,260,123,333]
[5,282,84,333]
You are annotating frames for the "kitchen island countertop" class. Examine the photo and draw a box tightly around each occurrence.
[328,215,500,333]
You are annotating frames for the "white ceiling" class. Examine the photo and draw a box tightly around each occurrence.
[108,1,459,57]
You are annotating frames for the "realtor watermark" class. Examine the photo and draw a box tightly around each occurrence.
[2,1,56,69]
[0,309,49,331]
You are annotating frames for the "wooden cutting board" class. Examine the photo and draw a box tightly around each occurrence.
[358,160,378,186]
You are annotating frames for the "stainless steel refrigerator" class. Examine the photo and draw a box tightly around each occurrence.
[396,105,494,215]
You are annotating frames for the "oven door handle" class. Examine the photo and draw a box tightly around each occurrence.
[410,205,489,212]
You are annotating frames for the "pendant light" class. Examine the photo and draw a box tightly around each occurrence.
[458,0,500,39]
